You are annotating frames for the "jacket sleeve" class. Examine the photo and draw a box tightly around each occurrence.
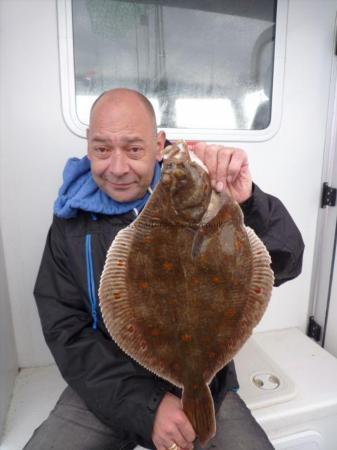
[240,184,304,286]
[34,216,171,447]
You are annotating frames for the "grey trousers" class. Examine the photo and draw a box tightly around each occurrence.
[23,387,274,450]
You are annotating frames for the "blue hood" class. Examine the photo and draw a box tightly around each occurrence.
[54,156,161,219]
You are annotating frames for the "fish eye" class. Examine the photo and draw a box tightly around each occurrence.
[174,168,186,180]
[165,162,175,171]
[178,178,188,185]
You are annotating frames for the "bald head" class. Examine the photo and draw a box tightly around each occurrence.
[89,88,157,134]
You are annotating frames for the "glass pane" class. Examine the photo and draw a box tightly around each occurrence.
[72,0,276,130]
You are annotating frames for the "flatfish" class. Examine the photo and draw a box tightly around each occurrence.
[99,141,274,447]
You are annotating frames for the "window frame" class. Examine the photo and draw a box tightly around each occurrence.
[57,0,288,141]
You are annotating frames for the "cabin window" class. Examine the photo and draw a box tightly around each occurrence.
[58,0,286,140]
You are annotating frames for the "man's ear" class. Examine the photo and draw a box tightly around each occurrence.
[156,130,166,161]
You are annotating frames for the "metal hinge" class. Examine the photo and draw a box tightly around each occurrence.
[307,316,322,342]
[321,182,336,208]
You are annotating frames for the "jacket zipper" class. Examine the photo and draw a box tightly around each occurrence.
[85,234,98,330]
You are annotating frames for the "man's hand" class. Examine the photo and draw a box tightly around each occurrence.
[190,142,253,204]
[152,393,196,450]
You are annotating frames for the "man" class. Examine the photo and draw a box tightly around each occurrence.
[25,88,304,450]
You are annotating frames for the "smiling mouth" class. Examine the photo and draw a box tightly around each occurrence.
[106,181,135,190]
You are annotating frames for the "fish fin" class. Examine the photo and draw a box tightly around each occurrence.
[201,190,240,227]
[99,225,132,327]
[224,226,274,360]
[99,226,143,358]
[245,226,274,326]
[182,383,216,448]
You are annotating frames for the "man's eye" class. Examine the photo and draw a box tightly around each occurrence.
[94,147,110,157]
[128,147,143,157]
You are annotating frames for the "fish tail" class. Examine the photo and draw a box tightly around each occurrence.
[182,383,216,448]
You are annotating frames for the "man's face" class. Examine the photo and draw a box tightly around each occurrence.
[87,95,165,203]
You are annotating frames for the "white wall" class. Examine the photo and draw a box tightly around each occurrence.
[0,1,19,432]
[0,230,18,438]
[254,0,337,332]
[0,0,85,367]
[0,0,336,368]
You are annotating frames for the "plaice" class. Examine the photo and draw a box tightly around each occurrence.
[99,141,274,448]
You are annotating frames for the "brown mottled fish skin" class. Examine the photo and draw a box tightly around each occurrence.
[99,141,274,448]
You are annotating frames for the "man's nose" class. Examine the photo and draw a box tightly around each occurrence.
[107,151,129,176]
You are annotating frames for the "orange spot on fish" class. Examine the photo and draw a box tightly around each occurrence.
[224,307,236,318]
[139,281,149,289]
[192,384,199,390]
[181,334,192,342]
[114,292,121,300]
[163,261,173,270]
[235,238,242,251]
[159,361,165,369]
[143,237,152,244]
[212,276,220,284]
[116,260,124,267]
[150,328,161,337]
[255,287,262,294]
[126,324,134,333]
[191,277,199,285]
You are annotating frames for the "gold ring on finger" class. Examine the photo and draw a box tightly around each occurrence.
[167,444,178,450]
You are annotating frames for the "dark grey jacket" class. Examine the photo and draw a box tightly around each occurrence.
[34,184,304,448]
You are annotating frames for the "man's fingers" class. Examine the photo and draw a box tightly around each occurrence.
[156,437,192,450]
[189,142,252,202]
[152,392,195,450]
[174,430,194,450]
[216,148,231,187]
[216,148,246,183]
[204,145,221,184]
[175,413,196,446]
[226,148,248,182]
[192,144,248,186]
[190,142,206,162]
[166,411,196,449]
